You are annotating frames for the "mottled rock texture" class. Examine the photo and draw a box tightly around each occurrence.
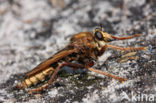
[0,0,156,103]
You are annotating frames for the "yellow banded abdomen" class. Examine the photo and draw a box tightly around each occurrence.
[17,67,54,89]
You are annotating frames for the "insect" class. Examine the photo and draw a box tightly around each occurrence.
[16,27,146,93]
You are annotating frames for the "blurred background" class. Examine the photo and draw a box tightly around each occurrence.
[0,0,156,103]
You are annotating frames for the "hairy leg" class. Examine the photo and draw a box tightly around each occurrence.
[111,34,141,40]
[107,44,146,52]
[28,62,85,93]
[87,67,126,82]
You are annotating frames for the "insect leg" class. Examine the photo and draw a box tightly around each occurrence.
[107,44,146,52]
[98,45,108,56]
[87,67,126,83]
[28,62,85,93]
[28,63,64,93]
[111,34,141,40]
[48,62,84,84]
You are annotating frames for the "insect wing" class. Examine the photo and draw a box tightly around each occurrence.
[25,48,78,78]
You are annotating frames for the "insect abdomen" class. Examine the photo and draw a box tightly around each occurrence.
[17,67,54,89]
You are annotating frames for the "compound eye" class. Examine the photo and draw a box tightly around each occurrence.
[95,31,103,40]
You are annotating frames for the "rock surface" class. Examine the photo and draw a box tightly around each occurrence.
[0,0,156,103]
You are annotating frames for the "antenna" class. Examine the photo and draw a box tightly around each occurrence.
[100,24,104,31]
